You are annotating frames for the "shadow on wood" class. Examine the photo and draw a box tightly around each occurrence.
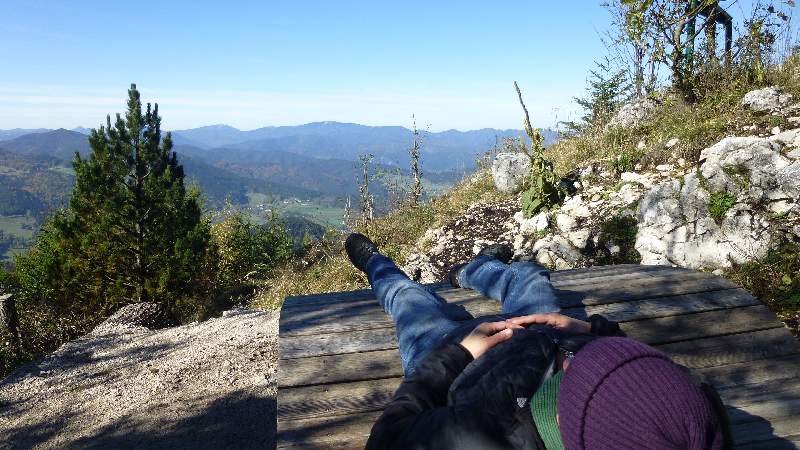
[276,264,800,449]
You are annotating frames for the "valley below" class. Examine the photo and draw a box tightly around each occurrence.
[0,123,548,260]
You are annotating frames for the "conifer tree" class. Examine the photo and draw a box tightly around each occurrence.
[53,84,211,317]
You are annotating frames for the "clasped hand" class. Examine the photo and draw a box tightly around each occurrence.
[459,313,591,359]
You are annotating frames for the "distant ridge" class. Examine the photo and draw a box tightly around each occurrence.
[0,128,51,142]
[3,122,558,172]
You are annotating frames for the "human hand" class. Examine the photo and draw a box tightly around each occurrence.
[459,321,520,359]
[507,313,591,334]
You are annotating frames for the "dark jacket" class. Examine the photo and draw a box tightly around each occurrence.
[365,316,733,450]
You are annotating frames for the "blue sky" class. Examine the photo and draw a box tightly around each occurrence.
[0,0,794,131]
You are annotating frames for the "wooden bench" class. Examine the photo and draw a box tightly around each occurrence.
[276,264,800,449]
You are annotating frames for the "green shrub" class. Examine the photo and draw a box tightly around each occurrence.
[708,192,736,223]
[726,241,800,336]
[611,152,635,174]
[211,208,293,289]
[512,83,565,218]
[595,216,642,265]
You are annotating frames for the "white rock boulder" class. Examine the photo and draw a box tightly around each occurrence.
[637,134,800,269]
[607,98,657,129]
[492,152,531,194]
[741,86,793,113]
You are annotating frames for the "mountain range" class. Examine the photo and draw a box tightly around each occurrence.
[0,122,557,206]
[0,122,558,258]
[169,122,557,172]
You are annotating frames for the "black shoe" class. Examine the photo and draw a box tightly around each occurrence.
[345,233,379,272]
[447,263,467,288]
[478,243,513,264]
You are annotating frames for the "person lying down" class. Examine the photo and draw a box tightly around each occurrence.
[344,233,732,450]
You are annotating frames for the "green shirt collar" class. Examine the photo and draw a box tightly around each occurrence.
[530,370,565,450]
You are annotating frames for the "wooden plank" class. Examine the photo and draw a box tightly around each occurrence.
[278,378,396,420]
[279,287,760,339]
[275,400,800,449]
[280,303,777,360]
[280,267,717,312]
[279,333,800,419]
[274,389,800,449]
[728,396,800,425]
[659,328,800,369]
[735,437,800,449]
[554,272,736,308]
[277,411,380,450]
[280,328,799,388]
[621,305,780,345]
[698,354,800,390]
[279,282,752,338]
[719,377,800,408]
[731,415,800,446]
[577,288,759,323]
[279,349,401,388]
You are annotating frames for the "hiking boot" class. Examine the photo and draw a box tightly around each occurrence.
[447,263,467,288]
[477,243,513,264]
[344,233,379,272]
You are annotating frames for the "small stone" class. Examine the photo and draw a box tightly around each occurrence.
[656,164,674,172]
[637,140,646,150]
[677,158,686,167]
[772,126,782,135]
[566,229,591,249]
[789,116,800,125]
[533,212,549,232]
[555,214,577,233]
[665,138,679,148]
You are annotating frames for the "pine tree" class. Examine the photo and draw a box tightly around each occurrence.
[53,84,211,317]
[562,59,629,135]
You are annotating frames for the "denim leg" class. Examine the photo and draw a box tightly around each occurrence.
[457,255,560,316]
[366,253,474,374]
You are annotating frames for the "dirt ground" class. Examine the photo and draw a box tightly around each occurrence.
[0,309,279,450]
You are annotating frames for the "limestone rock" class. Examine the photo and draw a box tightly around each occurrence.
[607,98,657,129]
[400,200,520,283]
[532,236,584,270]
[741,86,793,113]
[620,172,655,189]
[516,211,549,235]
[637,134,798,269]
[769,128,800,148]
[700,137,790,199]
[491,152,531,194]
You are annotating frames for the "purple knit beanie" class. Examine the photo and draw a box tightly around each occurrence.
[558,337,725,450]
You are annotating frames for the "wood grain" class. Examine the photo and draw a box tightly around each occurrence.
[276,265,800,448]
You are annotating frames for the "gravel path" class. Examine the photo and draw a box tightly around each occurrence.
[0,308,279,450]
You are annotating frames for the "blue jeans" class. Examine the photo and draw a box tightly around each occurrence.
[366,254,560,375]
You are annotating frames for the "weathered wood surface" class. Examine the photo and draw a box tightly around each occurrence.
[276,264,800,449]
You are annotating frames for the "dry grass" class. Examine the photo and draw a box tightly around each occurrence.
[251,171,512,310]
[546,58,800,177]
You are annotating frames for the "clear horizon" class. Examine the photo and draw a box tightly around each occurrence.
[1,0,787,131]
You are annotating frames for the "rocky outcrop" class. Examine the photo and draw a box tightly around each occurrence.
[607,98,657,129]
[741,86,794,114]
[402,200,520,283]
[636,135,800,269]
[491,152,531,194]
[405,87,800,277]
